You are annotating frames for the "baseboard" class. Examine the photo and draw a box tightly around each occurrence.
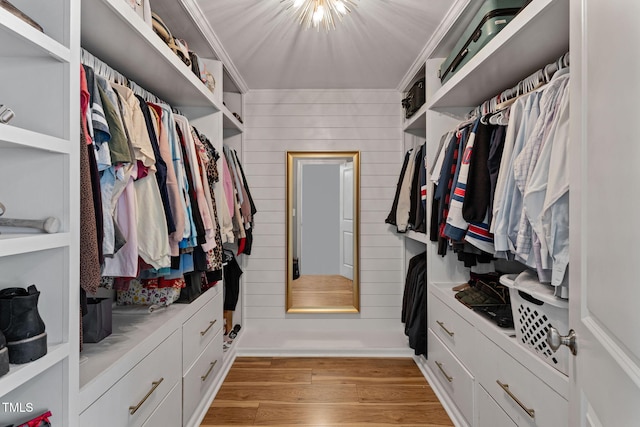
[237,347,414,358]
[413,355,470,427]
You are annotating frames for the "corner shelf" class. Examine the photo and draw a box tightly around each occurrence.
[428,0,569,110]
[0,8,70,63]
[402,104,427,136]
[80,0,222,110]
[222,106,243,135]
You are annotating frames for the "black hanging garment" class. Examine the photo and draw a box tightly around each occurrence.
[401,252,427,355]
[223,249,243,311]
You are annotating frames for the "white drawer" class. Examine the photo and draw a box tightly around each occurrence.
[429,291,476,368]
[427,329,474,426]
[183,290,223,373]
[182,327,224,426]
[141,381,182,427]
[477,385,517,427]
[80,329,182,427]
[475,332,568,427]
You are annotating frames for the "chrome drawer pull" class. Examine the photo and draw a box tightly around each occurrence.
[129,377,164,415]
[435,361,453,383]
[201,360,218,382]
[436,320,455,337]
[200,319,217,336]
[497,380,535,418]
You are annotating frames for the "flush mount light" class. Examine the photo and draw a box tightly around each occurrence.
[281,0,358,31]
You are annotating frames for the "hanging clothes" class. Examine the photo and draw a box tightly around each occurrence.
[402,252,427,356]
[429,69,571,292]
[386,150,412,228]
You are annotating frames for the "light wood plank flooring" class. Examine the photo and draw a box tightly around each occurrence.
[200,357,453,426]
[290,275,354,308]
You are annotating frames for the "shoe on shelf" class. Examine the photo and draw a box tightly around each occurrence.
[0,285,47,364]
[228,324,241,340]
[0,330,9,376]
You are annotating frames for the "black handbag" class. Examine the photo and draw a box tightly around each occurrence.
[401,78,425,119]
[82,298,112,343]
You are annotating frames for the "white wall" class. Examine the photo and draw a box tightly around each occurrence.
[240,89,410,353]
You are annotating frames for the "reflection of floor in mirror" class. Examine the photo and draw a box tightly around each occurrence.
[291,275,353,307]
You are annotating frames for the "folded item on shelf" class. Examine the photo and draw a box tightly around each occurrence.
[455,278,509,308]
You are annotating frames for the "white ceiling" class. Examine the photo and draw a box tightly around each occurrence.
[195,0,454,90]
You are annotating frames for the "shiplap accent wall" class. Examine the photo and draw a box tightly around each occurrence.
[240,89,409,352]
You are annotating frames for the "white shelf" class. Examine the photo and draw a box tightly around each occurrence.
[430,281,569,395]
[149,0,218,60]
[79,288,217,411]
[0,8,70,63]
[402,104,427,136]
[80,0,222,111]
[0,125,70,154]
[0,343,69,396]
[428,0,569,110]
[222,106,244,135]
[0,233,70,258]
[404,230,428,244]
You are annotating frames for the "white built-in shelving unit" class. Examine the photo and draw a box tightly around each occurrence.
[75,0,244,425]
[398,0,572,425]
[0,0,79,425]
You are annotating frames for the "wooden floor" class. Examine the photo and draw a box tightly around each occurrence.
[290,275,354,308]
[200,357,453,426]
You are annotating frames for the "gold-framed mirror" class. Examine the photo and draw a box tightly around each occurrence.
[286,151,360,313]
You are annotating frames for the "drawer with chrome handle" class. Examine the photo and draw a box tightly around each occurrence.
[183,328,224,426]
[79,330,181,427]
[436,320,455,337]
[129,378,164,415]
[475,331,568,427]
[496,380,535,419]
[183,291,222,373]
[427,330,474,425]
[428,291,476,370]
[200,319,217,336]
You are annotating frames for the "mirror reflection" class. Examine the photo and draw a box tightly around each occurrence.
[286,151,360,313]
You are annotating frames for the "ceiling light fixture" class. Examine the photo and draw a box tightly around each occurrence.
[281,0,358,31]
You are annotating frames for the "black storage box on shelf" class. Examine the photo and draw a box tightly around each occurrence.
[438,0,528,84]
[401,78,425,119]
[82,298,112,343]
[176,270,203,303]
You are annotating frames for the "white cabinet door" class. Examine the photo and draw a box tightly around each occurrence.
[570,1,640,425]
[339,161,354,280]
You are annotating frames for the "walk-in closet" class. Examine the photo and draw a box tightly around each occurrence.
[0,0,637,425]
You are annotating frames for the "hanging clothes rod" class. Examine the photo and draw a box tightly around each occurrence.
[468,51,570,119]
[80,48,181,114]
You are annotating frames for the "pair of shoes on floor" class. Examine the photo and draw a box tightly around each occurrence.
[0,285,47,376]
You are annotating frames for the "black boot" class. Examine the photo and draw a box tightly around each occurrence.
[0,330,8,375]
[0,285,47,364]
